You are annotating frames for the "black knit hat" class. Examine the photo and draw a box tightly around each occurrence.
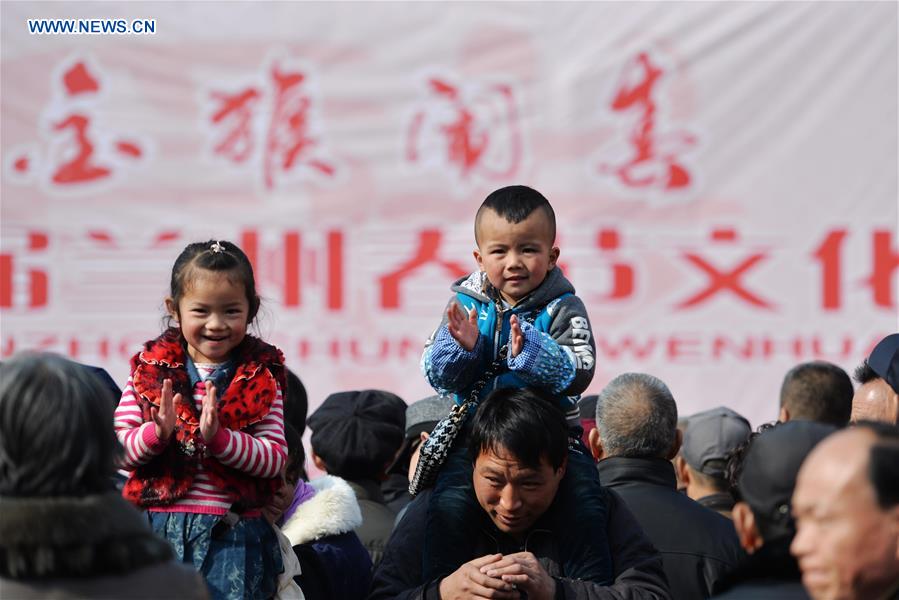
[308,389,406,480]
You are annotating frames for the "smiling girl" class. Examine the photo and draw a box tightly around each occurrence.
[114,240,288,599]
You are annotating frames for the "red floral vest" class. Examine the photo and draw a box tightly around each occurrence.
[122,328,286,509]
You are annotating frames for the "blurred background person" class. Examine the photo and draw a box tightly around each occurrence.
[778,361,853,427]
[307,389,406,566]
[676,406,751,519]
[851,333,899,424]
[266,423,372,600]
[589,372,743,599]
[0,352,207,599]
[713,420,835,598]
[791,422,899,600]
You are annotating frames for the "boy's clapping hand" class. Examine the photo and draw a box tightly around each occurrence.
[509,314,524,358]
[447,302,480,352]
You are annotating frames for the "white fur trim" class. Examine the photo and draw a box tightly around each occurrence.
[281,475,364,546]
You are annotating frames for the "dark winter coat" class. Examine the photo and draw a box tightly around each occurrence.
[368,488,670,599]
[710,537,810,599]
[598,457,745,600]
[0,492,207,599]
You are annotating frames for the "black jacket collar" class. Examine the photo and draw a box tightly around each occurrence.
[598,455,678,489]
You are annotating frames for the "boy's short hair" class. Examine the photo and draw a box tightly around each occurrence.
[475,185,556,244]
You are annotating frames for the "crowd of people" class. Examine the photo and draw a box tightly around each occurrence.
[1,185,897,600]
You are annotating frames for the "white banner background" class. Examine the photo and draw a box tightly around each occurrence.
[2,1,897,431]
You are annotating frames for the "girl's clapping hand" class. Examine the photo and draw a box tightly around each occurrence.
[200,380,220,442]
[152,378,178,442]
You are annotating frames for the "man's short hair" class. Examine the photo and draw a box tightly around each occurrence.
[854,421,899,509]
[468,386,567,471]
[780,361,854,427]
[0,352,121,497]
[475,185,556,244]
[595,372,678,459]
[854,360,880,385]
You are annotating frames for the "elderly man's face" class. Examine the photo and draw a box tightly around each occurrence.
[473,444,565,540]
[791,429,899,600]
[851,379,899,424]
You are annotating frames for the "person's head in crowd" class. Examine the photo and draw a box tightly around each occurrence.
[0,352,120,497]
[0,355,206,594]
[588,372,680,461]
[675,406,751,514]
[578,394,599,452]
[791,422,899,600]
[725,420,835,555]
[851,333,899,424]
[389,394,454,482]
[283,368,308,437]
[779,360,854,427]
[467,386,568,540]
[308,389,406,482]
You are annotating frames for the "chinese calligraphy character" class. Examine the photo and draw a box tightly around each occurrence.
[598,52,697,193]
[675,228,775,310]
[210,88,261,163]
[206,59,336,191]
[6,58,147,192]
[407,76,522,183]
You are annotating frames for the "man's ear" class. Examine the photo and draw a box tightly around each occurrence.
[666,428,683,460]
[164,297,179,324]
[779,405,790,423]
[310,451,328,473]
[557,453,568,479]
[674,455,692,488]
[588,428,604,461]
[548,246,560,270]
[732,501,764,554]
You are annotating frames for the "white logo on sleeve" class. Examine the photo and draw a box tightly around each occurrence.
[569,316,594,370]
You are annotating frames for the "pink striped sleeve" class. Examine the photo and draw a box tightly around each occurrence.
[207,381,286,479]
[114,375,168,469]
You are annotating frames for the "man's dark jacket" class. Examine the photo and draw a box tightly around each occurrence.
[710,537,809,599]
[367,487,670,599]
[599,457,745,600]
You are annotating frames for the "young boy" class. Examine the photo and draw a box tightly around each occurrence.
[420,185,612,584]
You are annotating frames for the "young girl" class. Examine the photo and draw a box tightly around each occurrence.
[114,240,288,599]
